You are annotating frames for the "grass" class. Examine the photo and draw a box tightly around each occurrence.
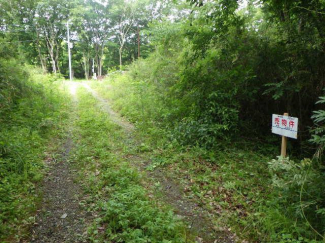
[141,141,273,241]
[1,72,320,242]
[70,86,192,242]
[89,76,324,243]
[88,77,271,241]
[0,72,70,242]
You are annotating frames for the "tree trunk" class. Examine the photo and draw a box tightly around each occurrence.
[44,29,57,74]
[36,31,47,73]
[119,46,123,70]
[40,56,47,73]
[37,49,47,73]
[49,48,57,74]
[83,54,89,80]
[100,46,104,76]
[137,26,140,58]
[97,56,102,76]
[45,39,56,73]
[94,44,103,76]
[55,42,61,74]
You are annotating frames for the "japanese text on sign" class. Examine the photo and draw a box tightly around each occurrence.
[272,114,298,139]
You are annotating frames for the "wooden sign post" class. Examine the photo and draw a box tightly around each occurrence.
[272,113,298,158]
[281,113,288,157]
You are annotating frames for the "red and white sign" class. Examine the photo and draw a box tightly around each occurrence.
[272,114,298,139]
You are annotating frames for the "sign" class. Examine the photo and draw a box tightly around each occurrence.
[272,114,298,139]
[272,113,298,158]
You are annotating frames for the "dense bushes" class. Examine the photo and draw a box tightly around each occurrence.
[266,156,325,242]
[310,94,325,160]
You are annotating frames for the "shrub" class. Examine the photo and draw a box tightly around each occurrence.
[265,156,325,242]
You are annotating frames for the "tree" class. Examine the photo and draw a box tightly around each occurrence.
[72,0,112,77]
[34,0,71,74]
[109,0,152,69]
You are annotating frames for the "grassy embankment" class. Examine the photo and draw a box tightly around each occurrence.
[0,63,70,242]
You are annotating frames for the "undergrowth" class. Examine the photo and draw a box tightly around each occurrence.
[0,62,68,241]
[71,87,191,243]
[90,75,325,242]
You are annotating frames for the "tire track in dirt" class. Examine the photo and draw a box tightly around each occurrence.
[82,83,134,132]
[82,82,237,243]
[26,82,90,243]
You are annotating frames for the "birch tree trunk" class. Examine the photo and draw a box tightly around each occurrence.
[44,31,57,73]
[36,30,47,73]
[49,47,57,73]
[55,41,61,74]
[119,46,123,70]
[83,54,90,80]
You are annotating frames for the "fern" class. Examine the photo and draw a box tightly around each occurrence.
[310,95,325,160]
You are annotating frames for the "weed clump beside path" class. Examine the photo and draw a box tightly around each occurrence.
[0,64,69,241]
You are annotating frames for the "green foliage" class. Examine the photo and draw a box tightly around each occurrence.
[310,94,325,160]
[2,0,325,241]
[92,59,174,146]
[0,61,68,240]
[93,39,244,148]
[0,0,167,77]
[265,156,325,242]
[98,181,185,242]
[0,59,30,114]
[89,7,325,238]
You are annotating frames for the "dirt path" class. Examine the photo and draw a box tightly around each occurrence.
[82,83,236,243]
[82,83,134,132]
[27,81,236,243]
[28,83,90,243]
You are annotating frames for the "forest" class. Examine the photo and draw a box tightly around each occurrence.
[1,0,325,242]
